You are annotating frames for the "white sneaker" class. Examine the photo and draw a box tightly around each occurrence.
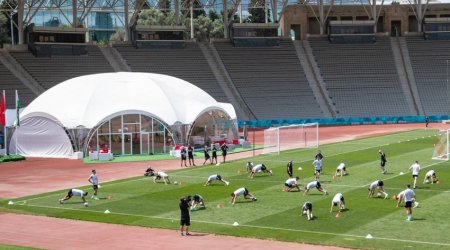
[413,202,419,208]
[384,193,389,199]
[269,170,273,176]
[225,181,230,186]
[59,199,64,204]
[324,191,328,195]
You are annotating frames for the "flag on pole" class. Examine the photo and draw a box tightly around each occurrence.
[0,91,6,127]
[15,90,21,127]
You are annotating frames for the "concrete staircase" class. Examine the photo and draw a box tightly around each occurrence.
[199,43,255,120]
[99,46,132,72]
[294,40,335,118]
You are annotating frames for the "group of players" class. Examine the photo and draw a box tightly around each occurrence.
[58,148,440,226]
[179,143,230,167]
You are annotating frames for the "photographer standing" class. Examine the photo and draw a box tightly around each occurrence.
[179,196,191,236]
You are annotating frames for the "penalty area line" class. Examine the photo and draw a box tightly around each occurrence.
[12,203,450,247]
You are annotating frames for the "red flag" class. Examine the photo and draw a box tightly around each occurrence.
[0,93,5,127]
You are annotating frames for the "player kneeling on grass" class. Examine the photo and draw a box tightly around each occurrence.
[284,177,301,192]
[204,174,230,186]
[153,171,171,185]
[368,180,388,199]
[59,189,88,206]
[395,189,419,208]
[250,164,272,179]
[303,181,327,196]
[230,187,257,205]
[301,201,314,220]
[191,194,206,211]
[144,167,155,177]
[335,163,347,177]
[330,193,346,212]
[423,170,438,184]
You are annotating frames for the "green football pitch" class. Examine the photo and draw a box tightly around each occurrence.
[2,129,450,249]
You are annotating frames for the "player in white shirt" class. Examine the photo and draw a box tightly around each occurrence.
[301,201,314,221]
[246,162,254,173]
[303,181,327,196]
[153,171,171,185]
[423,170,438,184]
[397,184,416,221]
[409,161,421,189]
[88,169,99,200]
[284,177,301,192]
[250,164,272,179]
[334,163,347,178]
[59,188,88,205]
[395,190,419,208]
[313,159,322,180]
[191,194,206,210]
[230,187,257,204]
[204,174,230,186]
[368,180,388,199]
[330,193,346,212]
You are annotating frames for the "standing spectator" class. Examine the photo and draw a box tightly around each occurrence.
[180,146,187,167]
[203,145,211,165]
[211,144,218,164]
[397,184,415,221]
[221,143,228,163]
[88,169,99,200]
[179,196,191,236]
[409,161,421,189]
[187,145,196,166]
[425,116,429,128]
[379,150,387,174]
[287,160,293,177]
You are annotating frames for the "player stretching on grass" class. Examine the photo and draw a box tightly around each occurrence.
[230,187,257,205]
[379,150,387,174]
[409,161,421,189]
[301,201,314,220]
[284,177,301,192]
[250,164,272,179]
[246,162,254,173]
[423,170,438,184]
[88,169,99,200]
[330,193,346,212]
[191,194,206,210]
[395,189,419,208]
[153,171,171,185]
[335,163,347,178]
[59,189,88,205]
[368,180,388,199]
[204,174,230,186]
[304,180,327,196]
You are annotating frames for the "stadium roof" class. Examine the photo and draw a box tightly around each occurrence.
[20,72,236,128]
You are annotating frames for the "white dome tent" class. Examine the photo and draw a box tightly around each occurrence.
[9,72,238,158]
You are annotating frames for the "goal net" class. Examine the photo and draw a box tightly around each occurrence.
[432,129,450,161]
[262,123,319,155]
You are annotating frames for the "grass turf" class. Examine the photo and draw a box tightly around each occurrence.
[2,129,450,249]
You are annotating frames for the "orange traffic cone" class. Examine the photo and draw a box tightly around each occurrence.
[335,213,341,218]
[179,181,183,186]
[216,203,223,208]
[237,170,241,174]
[108,195,112,200]
[332,175,336,180]
[436,180,441,184]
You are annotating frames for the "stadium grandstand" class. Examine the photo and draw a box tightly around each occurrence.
[1,0,450,120]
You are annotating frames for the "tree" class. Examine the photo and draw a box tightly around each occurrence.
[0,14,11,47]
[208,9,219,21]
[159,0,171,13]
[137,9,166,25]
[248,0,269,23]
[181,0,205,19]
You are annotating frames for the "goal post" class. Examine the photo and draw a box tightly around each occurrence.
[262,123,319,155]
[432,129,450,161]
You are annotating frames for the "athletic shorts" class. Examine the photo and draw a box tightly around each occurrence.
[413,175,418,178]
[181,155,187,160]
[204,154,210,160]
[67,189,73,197]
[193,196,201,202]
[285,183,293,188]
[222,152,227,157]
[316,182,321,189]
[92,185,98,190]
[188,154,194,159]
[216,175,222,180]
[315,169,321,174]
[180,218,191,226]
[405,201,412,208]
[381,161,386,167]
[243,188,249,196]
[261,165,267,171]
[341,196,345,202]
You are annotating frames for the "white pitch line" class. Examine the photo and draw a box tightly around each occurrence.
[12,203,450,247]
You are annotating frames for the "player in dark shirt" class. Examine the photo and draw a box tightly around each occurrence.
[287,160,293,177]
[221,143,228,163]
[180,146,187,167]
[315,150,324,160]
[203,145,211,165]
[379,149,387,174]
[187,145,196,166]
[211,144,218,164]
[179,196,191,236]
